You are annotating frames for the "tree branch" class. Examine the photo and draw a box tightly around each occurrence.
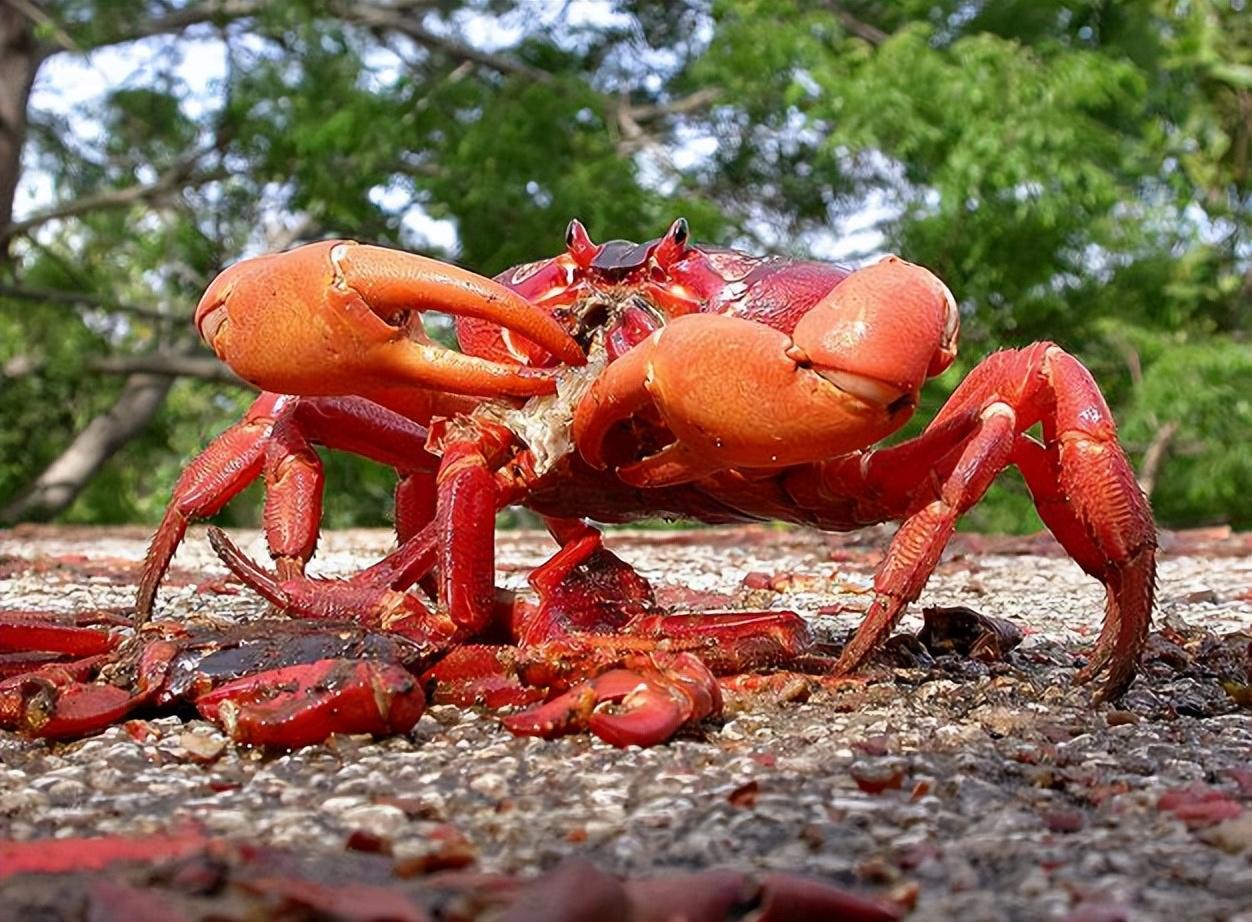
[3,349,254,387]
[1138,419,1180,498]
[3,0,76,54]
[345,2,554,83]
[0,283,178,323]
[54,0,267,51]
[822,2,888,46]
[615,87,721,155]
[91,352,251,387]
[0,372,172,524]
[622,88,721,124]
[0,157,228,246]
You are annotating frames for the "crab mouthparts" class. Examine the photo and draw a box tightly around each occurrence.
[570,294,663,361]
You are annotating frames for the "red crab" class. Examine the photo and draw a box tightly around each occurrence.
[0,219,1156,747]
[0,612,429,746]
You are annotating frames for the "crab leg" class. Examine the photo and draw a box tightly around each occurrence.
[196,240,584,400]
[394,469,438,544]
[258,396,437,580]
[136,393,279,617]
[0,614,119,659]
[137,394,437,617]
[830,343,1155,699]
[832,403,1017,676]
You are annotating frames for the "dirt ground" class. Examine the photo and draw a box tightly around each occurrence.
[1,523,1250,921]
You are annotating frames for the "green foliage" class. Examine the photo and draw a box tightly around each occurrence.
[1111,327,1252,528]
[1,0,1249,533]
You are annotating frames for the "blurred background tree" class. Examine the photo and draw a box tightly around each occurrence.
[0,0,1247,532]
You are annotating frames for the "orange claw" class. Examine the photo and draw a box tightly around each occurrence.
[195,240,585,399]
[573,257,959,486]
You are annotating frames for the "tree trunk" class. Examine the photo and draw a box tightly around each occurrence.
[0,4,43,259]
[0,373,173,523]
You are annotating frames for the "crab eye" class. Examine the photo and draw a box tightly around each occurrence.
[668,217,689,248]
[565,218,596,268]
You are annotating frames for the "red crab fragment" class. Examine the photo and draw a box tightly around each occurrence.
[207,521,822,747]
[0,613,429,745]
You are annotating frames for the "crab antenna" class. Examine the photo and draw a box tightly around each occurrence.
[565,218,597,267]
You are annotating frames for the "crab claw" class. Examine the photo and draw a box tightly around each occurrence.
[573,256,958,485]
[502,652,721,747]
[195,240,585,399]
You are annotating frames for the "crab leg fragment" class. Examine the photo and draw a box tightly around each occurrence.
[195,659,425,747]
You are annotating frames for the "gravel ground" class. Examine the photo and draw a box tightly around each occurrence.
[1,523,1250,921]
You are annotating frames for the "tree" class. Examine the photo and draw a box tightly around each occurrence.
[0,0,724,525]
[683,0,1251,527]
[0,0,1248,530]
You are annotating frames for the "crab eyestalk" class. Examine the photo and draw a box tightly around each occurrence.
[195,240,585,400]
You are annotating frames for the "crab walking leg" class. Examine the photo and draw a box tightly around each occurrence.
[137,394,435,617]
[196,240,584,401]
[1009,436,1154,693]
[832,343,1155,699]
[936,343,1155,697]
[136,393,281,617]
[260,396,436,580]
[395,470,438,544]
[833,404,1017,675]
[433,427,510,635]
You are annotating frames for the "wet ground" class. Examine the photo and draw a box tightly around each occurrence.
[1,524,1250,921]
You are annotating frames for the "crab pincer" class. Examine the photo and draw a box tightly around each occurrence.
[195,239,585,400]
[502,652,722,747]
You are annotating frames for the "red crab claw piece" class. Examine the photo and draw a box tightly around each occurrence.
[0,659,139,738]
[194,658,425,748]
[195,239,585,400]
[423,644,548,709]
[574,256,958,485]
[502,652,721,747]
[0,611,138,737]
